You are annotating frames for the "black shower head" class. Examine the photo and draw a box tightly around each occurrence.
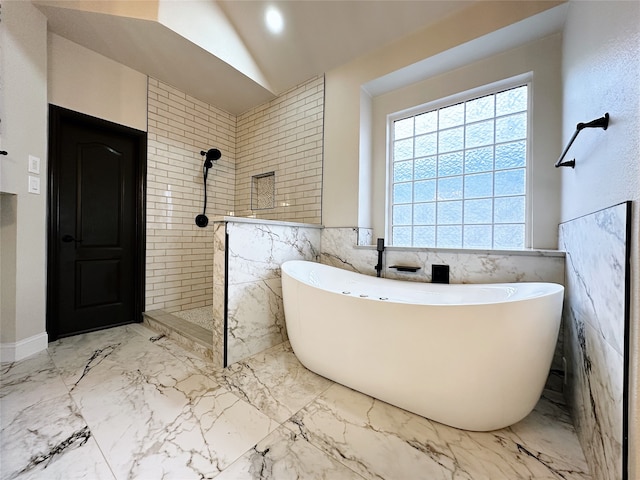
[201,148,221,163]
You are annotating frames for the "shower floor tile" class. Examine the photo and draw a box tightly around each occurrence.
[1,324,591,480]
[173,306,214,332]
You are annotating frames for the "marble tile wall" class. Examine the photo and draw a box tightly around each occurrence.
[559,202,630,480]
[213,219,321,367]
[321,227,567,390]
[322,227,565,283]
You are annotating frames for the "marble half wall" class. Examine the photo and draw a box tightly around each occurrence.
[214,219,321,367]
[559,202,631,480]
[321,227,567,391]
[321,227,565,284]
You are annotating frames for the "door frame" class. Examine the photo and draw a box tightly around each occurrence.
[47,105,147,340]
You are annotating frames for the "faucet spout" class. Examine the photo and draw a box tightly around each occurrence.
[374,238,385,277]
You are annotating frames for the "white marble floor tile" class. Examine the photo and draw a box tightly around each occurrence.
[217,425,366,479]
[216,342,334,423]
[52,326,278,479]
[1,385,113,480]
[285,384,591,480]
[1,324,591,480]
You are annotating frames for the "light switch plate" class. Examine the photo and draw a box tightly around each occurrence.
[28,155,40,174]
[28,175,40,194]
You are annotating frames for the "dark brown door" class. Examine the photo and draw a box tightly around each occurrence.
[47,105,146,340]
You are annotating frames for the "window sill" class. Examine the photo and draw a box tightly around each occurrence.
[355,244,565,258]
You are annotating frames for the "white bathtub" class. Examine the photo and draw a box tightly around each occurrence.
[281,260,564,431]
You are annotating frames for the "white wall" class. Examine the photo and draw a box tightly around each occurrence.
[561,1,640,477]
[48,33,147,131]
[0,1,48,361]
[322,1,563,229]
[370,34,562,249]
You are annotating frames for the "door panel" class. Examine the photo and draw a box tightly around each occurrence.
[48,106,146,339]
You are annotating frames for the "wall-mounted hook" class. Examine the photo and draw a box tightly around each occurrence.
[0,151,7,155]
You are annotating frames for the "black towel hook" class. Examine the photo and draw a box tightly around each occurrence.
[555,113,609,168]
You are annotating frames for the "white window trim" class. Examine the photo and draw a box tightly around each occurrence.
[385,72,534,249]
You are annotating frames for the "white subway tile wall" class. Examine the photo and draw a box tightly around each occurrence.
[146,78,236,312]
[235,76,324,223]
[145,76,325,311]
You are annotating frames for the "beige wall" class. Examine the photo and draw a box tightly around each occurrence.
[146,77,236,312]
[0,1,48,360]
[322,1,563,229]
[48,33,147,131]
[235,76,324,224]
[561,1,640,476]
[370,34,562,249]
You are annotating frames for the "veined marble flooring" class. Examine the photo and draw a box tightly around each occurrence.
[1,324,591,480]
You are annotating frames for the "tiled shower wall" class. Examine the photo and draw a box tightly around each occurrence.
[146,78,236,312]
[235,76,324,224]
[146,76,325,311]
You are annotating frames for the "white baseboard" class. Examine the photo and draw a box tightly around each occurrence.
[0,332,48,363]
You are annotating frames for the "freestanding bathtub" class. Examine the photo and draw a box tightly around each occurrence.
[281,260,564,431]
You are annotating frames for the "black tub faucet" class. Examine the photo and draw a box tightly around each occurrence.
[375,238,385,277]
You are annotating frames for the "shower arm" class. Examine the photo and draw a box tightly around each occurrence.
[555,113,609,168]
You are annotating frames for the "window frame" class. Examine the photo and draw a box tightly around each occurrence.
[386,73,533,250]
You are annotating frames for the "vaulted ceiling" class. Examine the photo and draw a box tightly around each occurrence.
[34,1,562,115]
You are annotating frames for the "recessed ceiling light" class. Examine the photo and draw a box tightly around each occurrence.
[265,6,284,35]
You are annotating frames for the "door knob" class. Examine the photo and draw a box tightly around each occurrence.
[62,234,81,243]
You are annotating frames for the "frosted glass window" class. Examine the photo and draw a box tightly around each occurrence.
[465,120,494,149]
[438,127,464,153]
[393,204,412,225]
[495,196,525,223]
[393,183,412,204]
[414,203,436,224]
[415,133,438,157]
[494,224,525,249]
[390,83,528,249]
[394,138,413,161]
[393,226,412,246]
[415,157,437,180]
[464,225,492,249]
[466,95,494,123]
[465,173,493,199]
[438,152,463,177]
[438,201,462,224]
[495,169,525,197]
[414,180,436,202]
[415,111,438,134]
[496,113,527,143]
[394,117,414,139]
[465,147,493,174]
[437,226,462,248]
[414,226,436,247]
[464,198,493,224]
[439,103,465,129]
[437,176,463,201]
[496,86,527,116]
[495,141,526,169]
[393,161,413,182]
